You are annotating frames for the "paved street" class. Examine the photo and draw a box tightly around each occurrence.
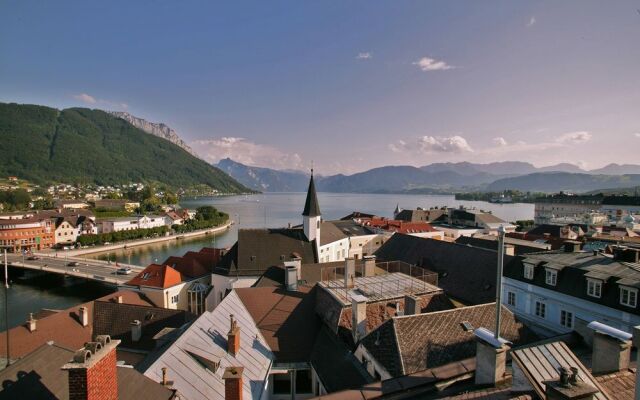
[3,253,144,285]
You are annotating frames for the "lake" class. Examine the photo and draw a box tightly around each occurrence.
[1,192,533,328]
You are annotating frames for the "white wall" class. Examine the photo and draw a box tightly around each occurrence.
[318,238,350,263]
[211,273,259,307]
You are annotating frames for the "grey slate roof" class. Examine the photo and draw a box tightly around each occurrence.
[359,303,537,377]
[375,234,512,305]
[143,290,274,400]
[0,343,174,400]
[216,228,317,276]
[302,173,321,217]
[320,221,349,246]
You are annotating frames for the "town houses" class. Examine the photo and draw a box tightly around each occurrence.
[3,176,640,400]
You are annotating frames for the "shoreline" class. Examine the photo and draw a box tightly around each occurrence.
[41,220,233,257]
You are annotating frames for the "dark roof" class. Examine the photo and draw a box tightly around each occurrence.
[455,236,548,255]
[595,368,636,400]
[320,221,349,246]
[0,343,174,400]
[310,327,372,392]
[504,250,640,316]
[360,303,537,377]
[375,234,511,305]
[395,208,447,223]
[235,286,321,363]
[216,228,317,276]
[602,195,640,206]
[0,291,155,360]
[254,261,341,288]
[302,173,321,217]
[92,300,191,351]
[340,211,377,220]
[330,220,376,237]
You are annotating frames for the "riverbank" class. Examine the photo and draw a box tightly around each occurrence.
[42,220,233,257]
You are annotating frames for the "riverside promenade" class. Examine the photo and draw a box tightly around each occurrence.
[39,220,233,257]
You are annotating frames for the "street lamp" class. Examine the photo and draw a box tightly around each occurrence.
[494,225,506,339]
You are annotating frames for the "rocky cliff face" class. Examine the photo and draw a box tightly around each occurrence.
[109,111,197,157]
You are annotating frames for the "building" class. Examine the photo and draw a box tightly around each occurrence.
[94,198,141,212]
[394,207,447,223]
[99,214,167,233]
[354,303,536,380]
[534,194,603,225]
[502,244,640,335]
[329,219,384,259]
[0,215,54,251]
[357,216,445,240]
[455,234,552,255]
[54,199,90,209]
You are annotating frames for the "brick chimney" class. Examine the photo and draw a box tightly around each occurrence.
[62,335,120,400]
[227,314,240,356]
[544,366,598,400]
[26,313,37,332]
[131,320,142,342]
[344,258,356,288]
[474,327,511,386]
[588,322,632,375]
[223,366,244,400]
[79,307,89,327]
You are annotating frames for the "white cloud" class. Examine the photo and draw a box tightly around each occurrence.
[418,135,473,153]
[388,140,407,153]
[527,16,536,27]
[493,137,508,147]
[634,133,640,138]
[73,93,96,104]
[71,93,128,110]
[192,137,304,171]
[412,56,454,72]
[555,131,592,143]
[356,52,372,60]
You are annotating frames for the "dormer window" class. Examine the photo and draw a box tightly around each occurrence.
[587,279,602,298]
[524,263,535,280]
[620,286,637,308]
[545,269,557,286]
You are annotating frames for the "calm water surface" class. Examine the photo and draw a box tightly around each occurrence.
[1,193,533,328]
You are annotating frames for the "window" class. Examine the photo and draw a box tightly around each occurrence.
[295,369,313,394]
[507,291,516,307]
[587,279,602,298]
[171,294,179,304]
[273,372,291,395]
[545,269,557,286]
[560,310,573,328]
[524,264,534,280]
[535,301,546,318]
[620,287,638,308]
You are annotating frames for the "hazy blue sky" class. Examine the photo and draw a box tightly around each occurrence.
[2,1,639,174]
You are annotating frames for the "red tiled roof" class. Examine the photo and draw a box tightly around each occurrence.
[361,218,438,234]
[595,368,636,400]
[0,291,154,360]
[126,264,183,288]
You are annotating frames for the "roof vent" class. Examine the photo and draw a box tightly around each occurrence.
[461,321,474,332]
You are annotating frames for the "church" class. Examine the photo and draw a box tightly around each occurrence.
[210,171,354,305]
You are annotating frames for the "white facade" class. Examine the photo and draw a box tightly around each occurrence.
[99,215,167,233]
[304,215,321,244]
[318,237,350,263]
[54,220,78,244]
[210,273,260,308]
[502,277,640,335]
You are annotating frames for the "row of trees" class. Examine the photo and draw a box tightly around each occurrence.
[173,206,228,234]
[77,225,170,246]
[0,188,54,211]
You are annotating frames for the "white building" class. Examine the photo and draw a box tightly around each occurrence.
[99,215,167,233]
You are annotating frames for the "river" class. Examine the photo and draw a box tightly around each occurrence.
[1,192,533,328]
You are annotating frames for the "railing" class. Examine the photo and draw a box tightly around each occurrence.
[320,260,438,285]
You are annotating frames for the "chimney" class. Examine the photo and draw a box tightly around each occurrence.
[563,240,582,253]
[588,321,632,375]
[26,313,37,332]
[344,258,356,288]
[223,367,244,400]
[285,266,298,291]
[131,320,142,342]
[545,366,598,400]
[160,367,174,387]
[62,335,120,400]
[404,295,419,316]
[227,314,240,356]
[116,295,123,304]
[79,307,89,327]
[363,255,376,277]
[504,244,515,257]
[474,327,511,386]
[351,294,368,343]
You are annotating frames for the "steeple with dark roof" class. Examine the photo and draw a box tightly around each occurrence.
[302,169,321,217]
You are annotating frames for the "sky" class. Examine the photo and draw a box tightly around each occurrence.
[1,1,639,175]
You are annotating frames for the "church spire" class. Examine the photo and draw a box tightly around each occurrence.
[302,169,321,217]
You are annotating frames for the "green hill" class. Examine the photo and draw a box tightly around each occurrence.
[0,102,250,193]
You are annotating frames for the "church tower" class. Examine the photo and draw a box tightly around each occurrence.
[302,169,321,244]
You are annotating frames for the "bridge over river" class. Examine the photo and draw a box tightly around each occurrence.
[2,253,144,285]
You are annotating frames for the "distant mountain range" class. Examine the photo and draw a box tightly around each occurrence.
[0,102,250,193]
[217,158,640,194]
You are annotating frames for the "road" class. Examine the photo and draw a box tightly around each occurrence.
[3,253,145,285]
